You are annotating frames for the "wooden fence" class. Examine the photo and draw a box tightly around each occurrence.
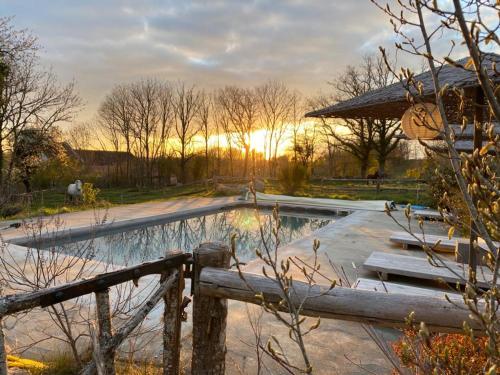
[0,242,478,375]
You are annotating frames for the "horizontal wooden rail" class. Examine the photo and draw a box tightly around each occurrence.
[0,252,191,316]
[199,267,479,333]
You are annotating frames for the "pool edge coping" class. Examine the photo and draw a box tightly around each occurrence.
[7,199,353,247]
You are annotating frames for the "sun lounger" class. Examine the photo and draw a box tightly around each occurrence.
[389,231,498,254]
[354,277,460,299]
[412,209,454,221]
[363,251,497,289]
[390,231,460,253]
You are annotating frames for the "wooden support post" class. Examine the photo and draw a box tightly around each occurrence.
[163,250,185,375]
[191,242,231,375]
[0,318,7,375]
[95,289,115,375]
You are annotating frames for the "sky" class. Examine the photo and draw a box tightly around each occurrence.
[1,1,400,124]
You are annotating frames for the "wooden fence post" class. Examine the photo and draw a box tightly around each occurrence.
[163,250,185,375]
[95,289,115,375]
[191,242,231,375]
[0,318,7,375]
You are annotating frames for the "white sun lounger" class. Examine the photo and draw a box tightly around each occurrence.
[389,231,497,254]
[412,209,453,221]
[363,251,497,289]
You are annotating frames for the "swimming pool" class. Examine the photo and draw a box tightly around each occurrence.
[34,208,333,265]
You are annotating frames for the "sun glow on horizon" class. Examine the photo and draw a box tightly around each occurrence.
[204,120,319,159]
[71,119,329,159]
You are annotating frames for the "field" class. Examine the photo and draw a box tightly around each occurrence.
[266,179,431,206]
[5,184,213,219]
[2,179,431,220]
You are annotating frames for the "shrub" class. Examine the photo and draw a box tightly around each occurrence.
[422,156,469,230]
[0,203,23,218]
[404,167,422,179]
[7,354,47,373]
[82,182,100,205]
[279,164,309,195]
[392,330,489,374]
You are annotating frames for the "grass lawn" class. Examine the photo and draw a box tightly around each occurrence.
[266,180,431,206]
[2,180,431,220]
[5,184,217,220]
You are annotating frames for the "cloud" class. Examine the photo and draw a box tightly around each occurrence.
[1,0,408,122]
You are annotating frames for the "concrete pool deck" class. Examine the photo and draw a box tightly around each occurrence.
[0,196,450,374]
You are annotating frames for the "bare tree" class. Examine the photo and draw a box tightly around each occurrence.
[130,79,160,185]
[317,56,400,177]
[218,86,259,177]
[370,0,500,370]
[213,94,234,177]
[198,90,212,179]
[256,81,293,176]
[231,186,335,374]
[98,79,174,186]
[98,84,134,179]
[365,56,401,176]
[289,92,304,164]
[294,123,319,171]
[0,18,80,189]
[65,122,93,151]
[172,82,201,183]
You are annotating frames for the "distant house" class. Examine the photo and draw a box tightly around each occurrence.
[62,142,135,173]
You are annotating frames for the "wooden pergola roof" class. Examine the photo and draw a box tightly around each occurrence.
[306,54,500,120]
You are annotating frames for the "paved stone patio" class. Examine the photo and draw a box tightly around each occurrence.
[0,197,449,374]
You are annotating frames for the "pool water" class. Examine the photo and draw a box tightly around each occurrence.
[39,208,333,265]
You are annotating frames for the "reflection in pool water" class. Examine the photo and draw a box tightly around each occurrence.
[44,208,332,265]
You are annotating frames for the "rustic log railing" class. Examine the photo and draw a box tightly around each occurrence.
[0,242,481,375]
[0,252,191,375]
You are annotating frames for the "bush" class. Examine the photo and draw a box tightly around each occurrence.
[404,167,422,179]
[393,330,489,374]
[82,182,100,205]
[422,156,469,230]
[279,164,309,195]
[0,203,23,218]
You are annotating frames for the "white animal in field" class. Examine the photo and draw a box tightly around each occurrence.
[67,180,83,203]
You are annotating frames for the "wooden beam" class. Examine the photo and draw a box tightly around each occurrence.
[199,267,481,333]
[0,253,190,317]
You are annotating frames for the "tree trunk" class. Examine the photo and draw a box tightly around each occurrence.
[180,152,186,183]
[378,157,386,177]
[205,141,209,179]
[360,162,368,179]
[228,146,234,177]
[22,177,31,193]
[242,145,249,177]
[125,138,131,182]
